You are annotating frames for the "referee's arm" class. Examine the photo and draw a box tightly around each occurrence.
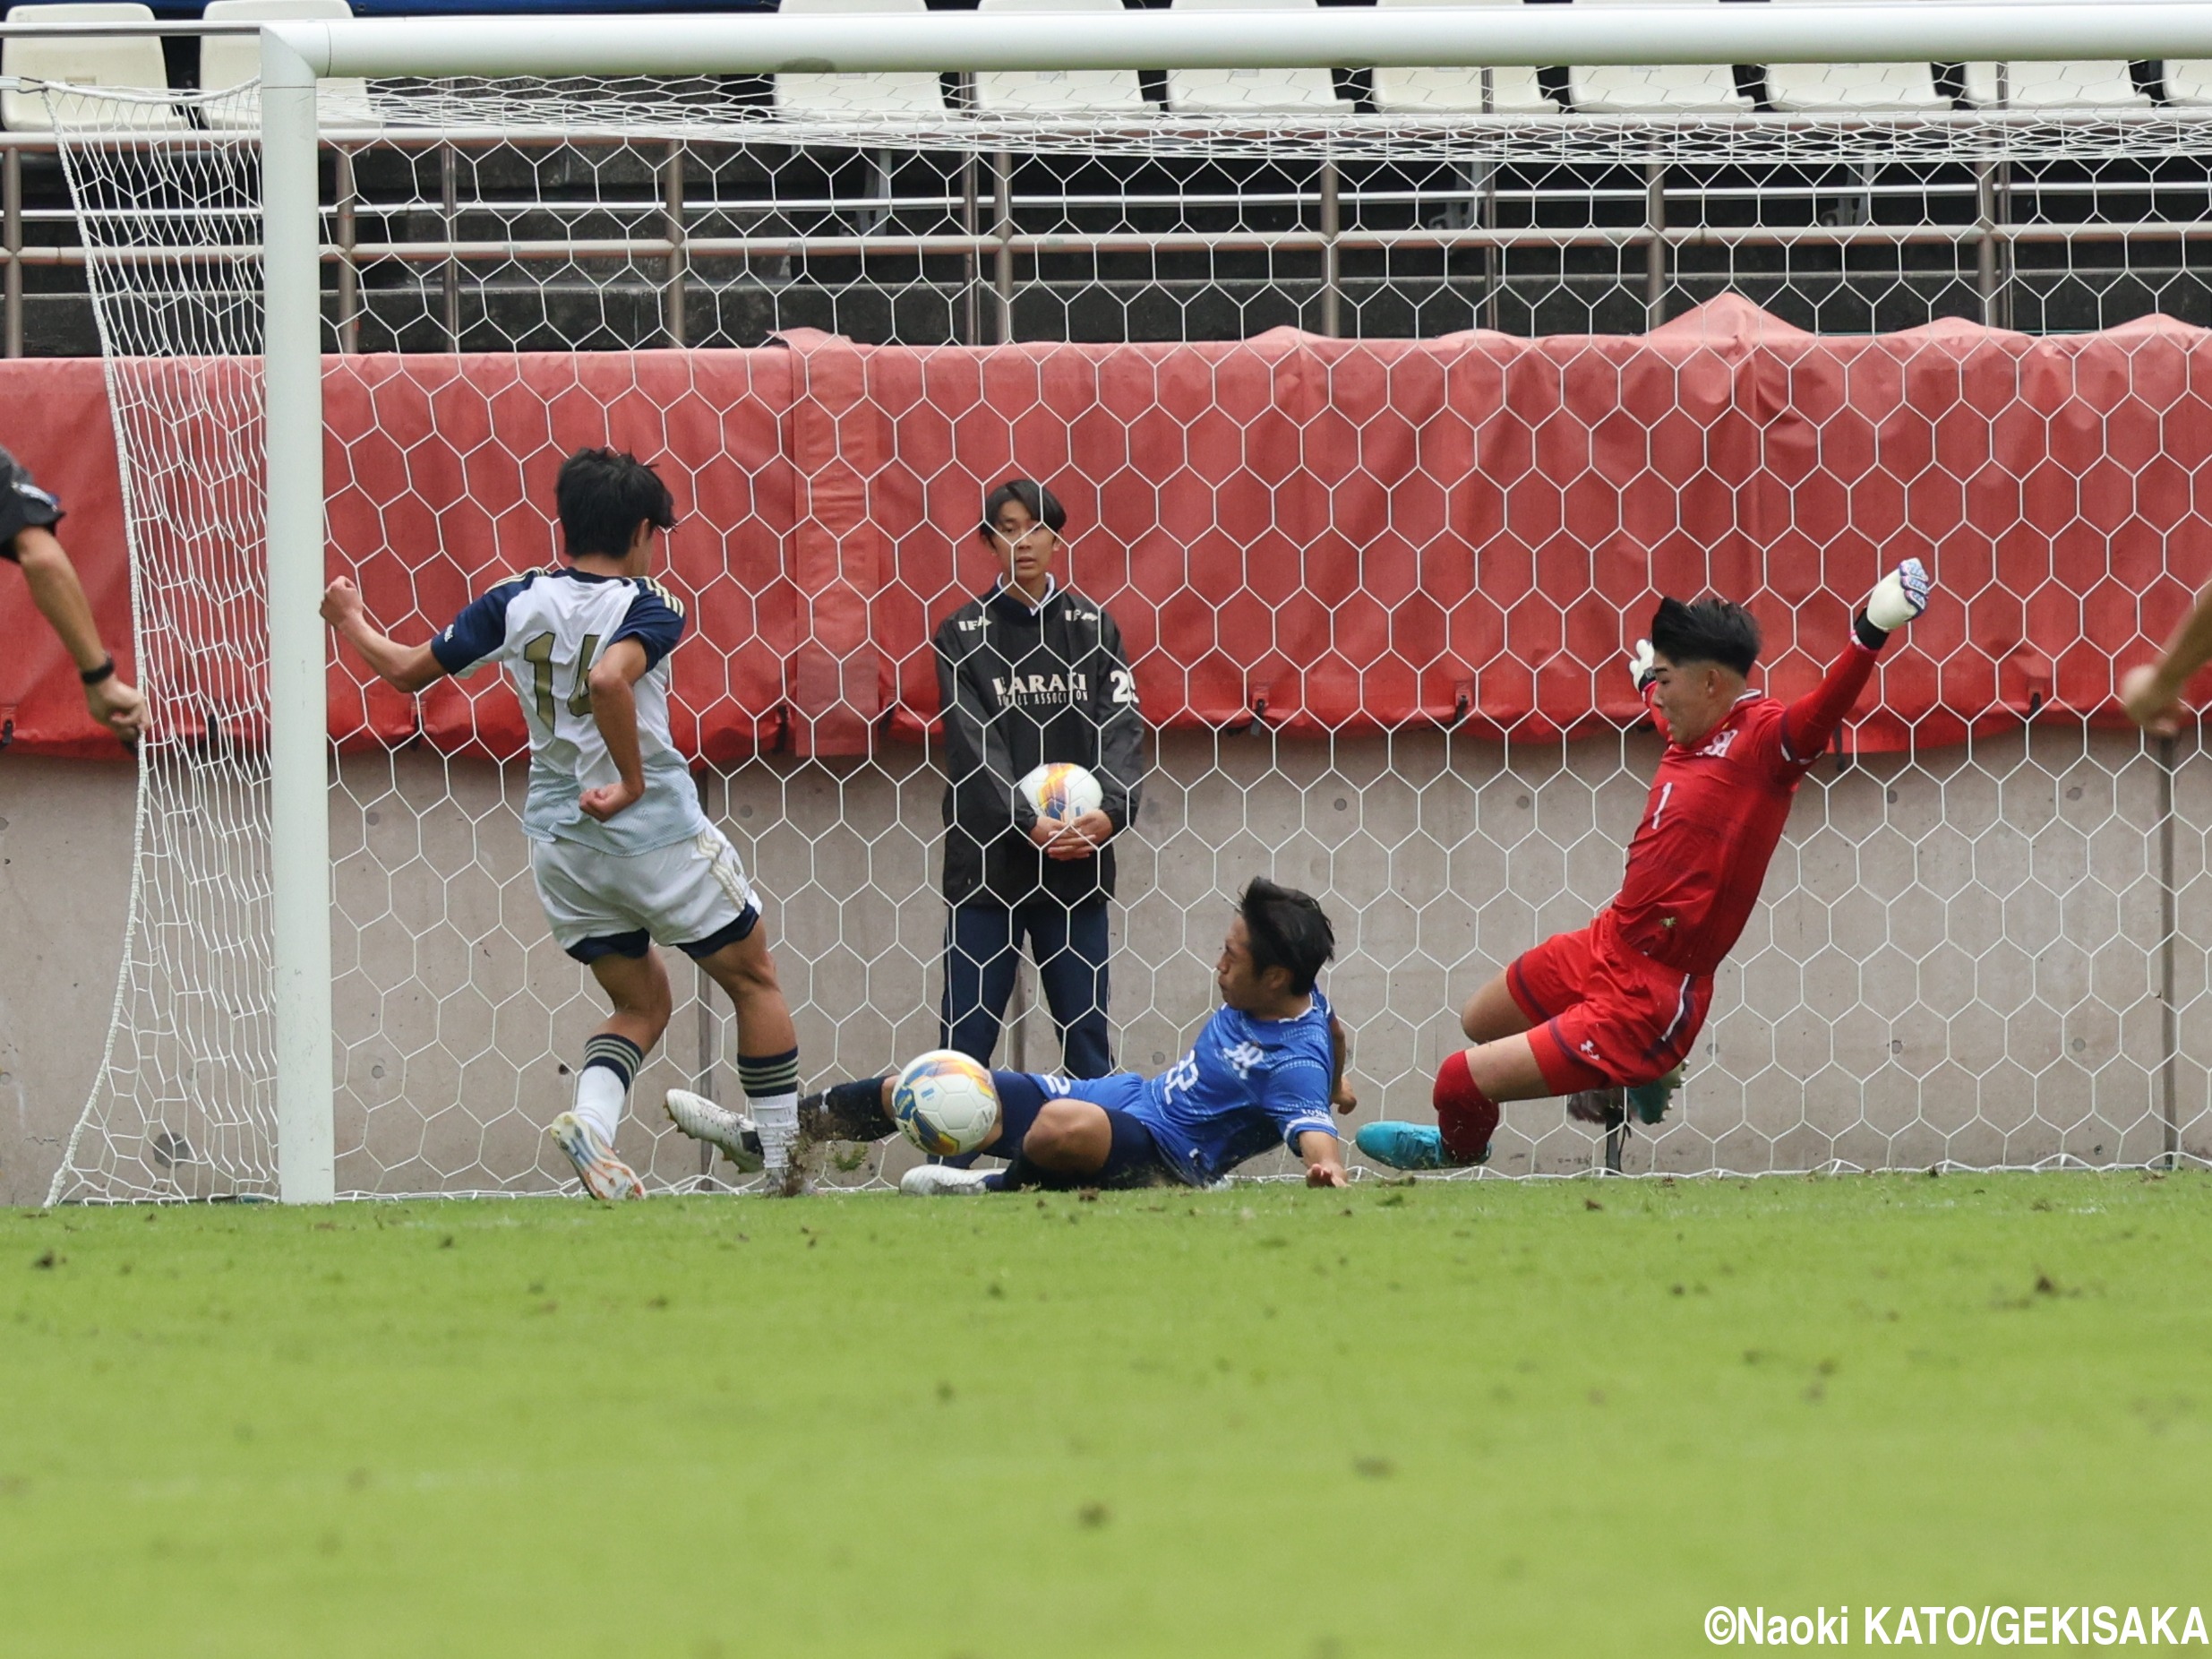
[8,525,146,742]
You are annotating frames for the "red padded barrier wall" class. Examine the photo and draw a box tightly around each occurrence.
[6,294,2210,761]
[322,349,801,761]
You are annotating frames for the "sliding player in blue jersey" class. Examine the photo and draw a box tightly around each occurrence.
[672,878,1354,1191]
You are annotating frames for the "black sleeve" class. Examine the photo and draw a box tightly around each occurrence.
[937,614,1033,839]
[1091,608,1145,834]
[0,446,64,562]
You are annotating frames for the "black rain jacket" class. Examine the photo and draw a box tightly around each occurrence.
[933,580,1145,907]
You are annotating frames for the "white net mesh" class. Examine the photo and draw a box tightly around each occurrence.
[40,71,2212,1200]
[45,84,280,1201]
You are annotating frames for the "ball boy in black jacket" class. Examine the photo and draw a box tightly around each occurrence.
[932,479,1145,1078]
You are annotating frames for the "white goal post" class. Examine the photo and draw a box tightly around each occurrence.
[239,3,2212,1202]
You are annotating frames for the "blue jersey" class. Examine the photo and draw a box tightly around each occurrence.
[431,565,704,855]
[1118,990,1338,1187]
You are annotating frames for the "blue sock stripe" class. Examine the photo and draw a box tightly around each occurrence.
[582,1034,644,1088]
[738,1046,800,1099]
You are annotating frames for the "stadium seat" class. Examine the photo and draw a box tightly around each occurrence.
[1761,59,1944,112]
[1757,0,1944,113]
[1959,62,2161,108]
[199,0,376,131]
[1567,0,1748,114]
[1167,0,1342,114]
[1368,0,1556,116]
[2,2,187,132]
[2165,61,2212,103]
[774,0,950,120]
[972,0,1146,115]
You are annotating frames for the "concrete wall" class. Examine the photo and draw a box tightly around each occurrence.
[8,726,2211,1204]
[0,758,135,1205]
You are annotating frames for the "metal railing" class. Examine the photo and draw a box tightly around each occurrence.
[8,12,2212,355]
[16,125,2212,353]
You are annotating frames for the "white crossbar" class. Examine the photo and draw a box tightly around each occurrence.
[263,4,2212,82]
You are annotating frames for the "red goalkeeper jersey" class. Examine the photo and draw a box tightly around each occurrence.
[1607,640,1880,976]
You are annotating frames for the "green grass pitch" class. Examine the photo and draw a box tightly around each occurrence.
[4,1173,2208,1657]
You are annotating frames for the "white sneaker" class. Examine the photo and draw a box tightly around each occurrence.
[548,1113,645,1202]
[900,1165,993,1198]
[664,1088,765,1173]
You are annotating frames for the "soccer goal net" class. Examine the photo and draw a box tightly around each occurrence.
[37,10,2212,1201]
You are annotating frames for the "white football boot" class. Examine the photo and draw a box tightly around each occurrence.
[899,1165,993,1197]
[663,1088,766,1173]
[548,1112,645,1202]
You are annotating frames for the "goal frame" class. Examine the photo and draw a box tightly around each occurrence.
[255,2,2212,1201]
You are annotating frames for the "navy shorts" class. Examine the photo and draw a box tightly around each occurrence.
[988,1070,1177,1190]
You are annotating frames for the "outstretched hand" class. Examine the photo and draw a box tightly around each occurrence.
[2122,662,2184,737]
[1626,638,1657,694]
[87,675,146,743]
[1865,557,1932,632]
[1305,1158,1350,1190]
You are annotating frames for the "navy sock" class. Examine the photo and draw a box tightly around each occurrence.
[998,1148,1087,1192]
[823,1077,892,1140]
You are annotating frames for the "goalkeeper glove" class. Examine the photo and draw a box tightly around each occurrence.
[1626,638,1657,694]
[1855,557,1931,649]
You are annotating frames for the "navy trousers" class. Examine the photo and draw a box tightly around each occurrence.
[941,898,1113,1079]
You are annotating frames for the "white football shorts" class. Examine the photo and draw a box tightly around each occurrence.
[530,826,760,962]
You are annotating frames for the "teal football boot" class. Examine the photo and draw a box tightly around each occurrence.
[1355,1121,1488,1171]
[1628,1064,1685,1126]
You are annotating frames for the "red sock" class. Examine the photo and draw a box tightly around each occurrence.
[1432,1050,1500,1165]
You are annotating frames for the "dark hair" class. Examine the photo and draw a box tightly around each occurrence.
[1238,877,1335,997]
[980,478,1067,541]
[557,447,676,560]
[1650,595,1761,676]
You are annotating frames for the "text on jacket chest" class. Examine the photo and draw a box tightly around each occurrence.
[991,670,1090,706]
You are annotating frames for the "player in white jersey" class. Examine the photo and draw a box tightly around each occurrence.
[321,448,802,1197]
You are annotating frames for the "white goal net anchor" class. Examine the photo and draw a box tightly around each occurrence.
[39,4,2212,1202]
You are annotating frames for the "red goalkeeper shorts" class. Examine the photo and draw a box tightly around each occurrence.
[1505,912,1711,1096]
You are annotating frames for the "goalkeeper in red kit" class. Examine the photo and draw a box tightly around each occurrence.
[1358,559,1932,1171]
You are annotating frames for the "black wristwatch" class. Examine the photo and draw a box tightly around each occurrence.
[81,656,116,687]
